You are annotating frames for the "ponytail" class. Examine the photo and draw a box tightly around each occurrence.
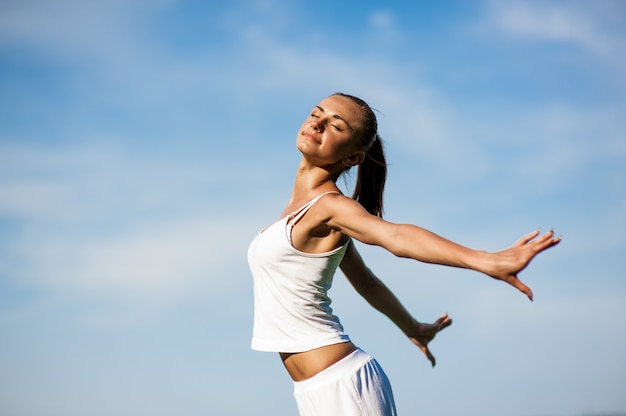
[352,134,386,218]
[332,92,387,218]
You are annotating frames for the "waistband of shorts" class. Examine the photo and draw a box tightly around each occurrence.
[293,347,373,392]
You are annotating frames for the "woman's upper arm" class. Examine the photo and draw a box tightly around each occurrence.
[340,239,374,292]
[325,194,398,248]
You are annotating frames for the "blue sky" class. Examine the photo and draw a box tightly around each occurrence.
[1,1,625,415]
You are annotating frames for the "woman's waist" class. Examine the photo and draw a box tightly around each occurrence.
[279,341,357,382]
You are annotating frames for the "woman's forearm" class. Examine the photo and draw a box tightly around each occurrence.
[388,224,490,274]
[350,268,420,337]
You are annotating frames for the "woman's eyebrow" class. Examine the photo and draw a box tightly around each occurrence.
[315,105,353,130]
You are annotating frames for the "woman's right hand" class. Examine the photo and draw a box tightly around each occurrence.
[407,313,452,367]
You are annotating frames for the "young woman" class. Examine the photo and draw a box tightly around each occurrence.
[247,93,561,415]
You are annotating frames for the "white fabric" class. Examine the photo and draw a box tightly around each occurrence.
[293,348,397,416]
[247,192,351,353]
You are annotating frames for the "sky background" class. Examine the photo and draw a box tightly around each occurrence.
[1,1,625,415]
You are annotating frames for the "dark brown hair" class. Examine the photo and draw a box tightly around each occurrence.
[333,93,387,218]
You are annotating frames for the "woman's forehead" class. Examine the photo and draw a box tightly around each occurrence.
[316,95,362,123]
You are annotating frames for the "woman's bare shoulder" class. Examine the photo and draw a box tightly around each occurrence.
[318,192,394,245]
[317,192,368,217]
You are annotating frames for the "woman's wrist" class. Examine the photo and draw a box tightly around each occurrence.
[464,249,493,276]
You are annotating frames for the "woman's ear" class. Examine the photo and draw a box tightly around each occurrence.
[342,151,365,167]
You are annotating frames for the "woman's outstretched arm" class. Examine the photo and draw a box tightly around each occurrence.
[324,194,562,301]
[340,240,452,367]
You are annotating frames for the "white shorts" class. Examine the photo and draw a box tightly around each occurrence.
[293,347,397,416]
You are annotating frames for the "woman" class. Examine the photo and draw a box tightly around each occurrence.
[247,93,560,415]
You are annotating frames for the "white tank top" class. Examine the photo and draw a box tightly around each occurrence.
[247,192,351,353]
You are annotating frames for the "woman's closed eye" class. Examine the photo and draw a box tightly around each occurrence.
[309,111,344,131]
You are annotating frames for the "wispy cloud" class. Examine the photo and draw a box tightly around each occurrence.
[485,0,626,66]
[0,0,161,63]
[13,215,248,298]
[0,141,258,307]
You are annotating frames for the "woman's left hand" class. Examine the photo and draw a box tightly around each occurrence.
[483,229,561,301]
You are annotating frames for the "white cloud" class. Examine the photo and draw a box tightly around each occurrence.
[13,215,251,300]
[476,103,626,190]
[369,11,395,30]
[0,141,206,222]
[485,0,626,64]
[0,141,262,307]
[0,0,152,60]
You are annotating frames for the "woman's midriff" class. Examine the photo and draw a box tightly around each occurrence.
[280,341,357,382]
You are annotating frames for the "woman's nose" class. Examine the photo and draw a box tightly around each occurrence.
[311,119,324,131]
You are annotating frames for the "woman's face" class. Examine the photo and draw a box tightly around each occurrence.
[296,95,364,166]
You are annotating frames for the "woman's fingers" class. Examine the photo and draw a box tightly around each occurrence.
[422,343,436,367]
[516,229,542,246]
[436,312,453,330]
[509,275,534,301]
[517,229,561,252]
[412,337,437,367]
[502,230,560,292]
[535,231,562,252]
[411,313,453,367]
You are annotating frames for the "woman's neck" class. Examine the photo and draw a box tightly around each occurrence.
[289,158,340,202]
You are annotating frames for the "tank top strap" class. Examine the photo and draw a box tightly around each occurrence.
[288,191,339,226]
